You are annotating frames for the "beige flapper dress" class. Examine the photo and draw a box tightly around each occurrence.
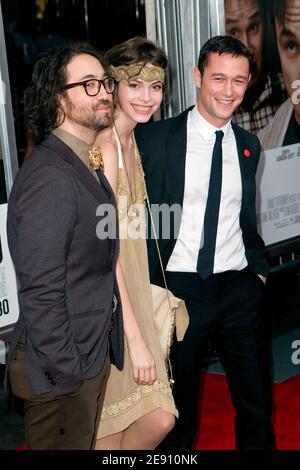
[97,128,177,439]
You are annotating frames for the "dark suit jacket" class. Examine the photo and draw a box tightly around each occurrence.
[135,107,269,284]
[6,133,123,396]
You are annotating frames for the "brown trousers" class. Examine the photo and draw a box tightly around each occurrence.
[9,346,110,450]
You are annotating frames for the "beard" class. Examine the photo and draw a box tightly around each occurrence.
[65,98,113,132]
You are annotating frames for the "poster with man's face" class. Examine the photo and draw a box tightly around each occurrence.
[224,0,288,134]
[224,0,300,250]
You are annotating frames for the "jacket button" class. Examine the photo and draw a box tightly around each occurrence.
[59,427,65,435]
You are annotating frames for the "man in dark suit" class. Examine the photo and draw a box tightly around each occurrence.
[6,40,123,450]
[135,36,274,450]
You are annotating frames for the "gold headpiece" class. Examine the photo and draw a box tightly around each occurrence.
[110,65,165,83]
[88,144,104,171]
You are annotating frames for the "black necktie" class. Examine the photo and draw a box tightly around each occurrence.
[197,130,224,279]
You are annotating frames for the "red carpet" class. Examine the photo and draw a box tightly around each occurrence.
[17,373,300,450]
[16,444,28,450]
[193,372,300,450]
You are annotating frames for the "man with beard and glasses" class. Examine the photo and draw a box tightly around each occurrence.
[6,40,124,450]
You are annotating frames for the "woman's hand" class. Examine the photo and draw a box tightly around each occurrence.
[114,263,156,386]
[127,337,156,386]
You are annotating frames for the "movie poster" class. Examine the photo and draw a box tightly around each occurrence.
[224,0,300,249]
[256,144,300,246]
[0,203,19,331]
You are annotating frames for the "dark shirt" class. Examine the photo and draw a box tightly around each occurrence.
[233,72,288,134]
[283,111,300,146]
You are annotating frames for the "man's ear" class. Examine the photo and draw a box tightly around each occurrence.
[57,93,66,123]
[248,74,252,84]
[58,92,66,110]
[193,67,202,89]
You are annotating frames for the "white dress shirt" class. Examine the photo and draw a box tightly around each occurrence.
[167,106,247,273]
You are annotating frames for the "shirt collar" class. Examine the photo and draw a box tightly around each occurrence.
[190,105,231,141]
[52,128,91,169]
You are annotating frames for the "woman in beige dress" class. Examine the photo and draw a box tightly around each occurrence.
[95,37,177,450]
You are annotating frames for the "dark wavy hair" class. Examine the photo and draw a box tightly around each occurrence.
[24,39,108,144]
[273,0,288,24]
[197,35,254,75]
[105,36,168,70]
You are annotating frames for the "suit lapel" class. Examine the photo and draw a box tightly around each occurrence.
[43,134,119,267]
[166,108,191,206]
[96,169,115,198]
[232,124,250,210]
[71,153,114,204]
[44,134,114,204]
[233,125,246,169]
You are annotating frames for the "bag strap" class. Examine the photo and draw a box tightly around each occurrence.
[137,143,176,383]
[131,134,172,300]
[145,193,172,301]
[146,192,176,384]
[112,125,124,170]
[141,174,173,314]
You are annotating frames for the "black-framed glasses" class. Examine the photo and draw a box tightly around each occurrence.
[63,77,116,96]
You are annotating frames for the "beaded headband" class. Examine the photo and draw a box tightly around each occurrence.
[110,64,165,83]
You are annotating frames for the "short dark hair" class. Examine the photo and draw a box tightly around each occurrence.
[197,35,253,75]
[25,39,108,144]
[105,36,168,70]
[273,0,288,24]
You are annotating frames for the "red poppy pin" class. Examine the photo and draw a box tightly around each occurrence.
[244,149,251,158]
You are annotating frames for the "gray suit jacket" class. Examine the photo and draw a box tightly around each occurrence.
[6,133,123,396]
